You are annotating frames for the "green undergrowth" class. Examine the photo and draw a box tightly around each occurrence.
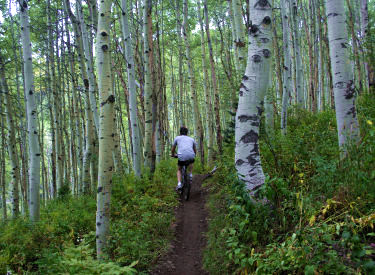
[0,158,180,274]
[203,93,375,274]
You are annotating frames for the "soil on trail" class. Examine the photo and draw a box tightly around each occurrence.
[152,174,209,275]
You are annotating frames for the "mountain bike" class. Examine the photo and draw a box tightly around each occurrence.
[173,156,191,201]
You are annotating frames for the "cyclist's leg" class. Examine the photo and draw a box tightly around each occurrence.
[187,162,194,183]
[177,165,182,183]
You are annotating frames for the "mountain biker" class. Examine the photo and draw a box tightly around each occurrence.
[171,126,197,190]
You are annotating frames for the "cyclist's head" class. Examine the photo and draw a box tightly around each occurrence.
[180,126,188,135]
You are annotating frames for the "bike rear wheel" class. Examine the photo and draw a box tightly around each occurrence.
[179,166,190,201]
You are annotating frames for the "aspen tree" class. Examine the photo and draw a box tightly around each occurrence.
[280,0,291,135]
[232,0,246,69]
[197,0,214,164]
[63,0,96,192]
[120,0,142,177]
[0,115,6,220]
[360,0,371,90]
[292,0,304,107]
[77,0,100,133]
[143,0,154,169]
[326,0,360,152]
[228,0,241,74]
[95,0,115,258]
[235,0,272,195]
[204,0,223,154]
[0,58,20,217]
[182,0,204,163]
[47,0,64,194]
[19,0,40,222]
[175,0,184,126]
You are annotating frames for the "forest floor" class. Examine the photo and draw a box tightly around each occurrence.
[151,174,209,275]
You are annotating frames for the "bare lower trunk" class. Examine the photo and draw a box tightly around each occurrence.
[0,57,20,217]
[20,0,40,222]
[326,0,360,153]
[95,0,115,258]
[235,0,272,196]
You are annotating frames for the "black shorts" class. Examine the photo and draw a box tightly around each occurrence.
[178,159,195,167]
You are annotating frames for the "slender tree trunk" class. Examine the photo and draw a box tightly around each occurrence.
[77,0,100,133]
[235,0,272,196]
[19,0,40,222]
[0,116,6,221]
[360,0,371,91]
[0,57,21,217]
[143,0,154,169]
[204,0,223,155]
[346,0,363,93]
[96,0,115,258]
[228,0,241,74]
[292,0,304,107]
[120,0,142,177]
[175,0,184,126]
[182,0,204,163]
[198,0,214,164]
[232,0,246,69]
[281,0,291,135]
[326,0,360,153]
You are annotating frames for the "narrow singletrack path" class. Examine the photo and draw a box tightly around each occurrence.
[152,174,209,275]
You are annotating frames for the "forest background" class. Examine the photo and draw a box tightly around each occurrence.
[0,0,374,273]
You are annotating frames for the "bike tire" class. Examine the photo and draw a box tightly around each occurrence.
[183,169,190,201]
[184,182,190,201]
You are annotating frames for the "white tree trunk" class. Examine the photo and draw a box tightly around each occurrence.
[197,0,214,164]
[0,58,20,217]
[360,0,370,91]
[182,0,204,163]
[95,0,115,258]
[232,0,246,68]
[120,0,142,177]
[20,0,40,222]
[326,0,360,152]
[281,0,292,135]
[77,0,100,133]
[235,0,272,195]
[143,0,153,169]
[292,0,304,107]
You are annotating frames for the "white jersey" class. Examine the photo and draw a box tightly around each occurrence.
[173,135,196,161]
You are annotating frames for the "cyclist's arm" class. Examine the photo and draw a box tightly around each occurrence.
[171,144,177,157]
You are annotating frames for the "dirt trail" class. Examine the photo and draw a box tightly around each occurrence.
[152,174,209,275]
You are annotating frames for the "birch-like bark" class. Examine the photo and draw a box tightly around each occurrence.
[197,0,214,164]
[292,0,304,107]
[326,0,360,152]
[96,0,115,258]
[182,0,204,163]
[77,0,100,133]
[228,0,241,74]
[265,70,274,135]
[63,0,95,192]
[280,0,291,135]
[360,0,371,90]
[232,0,246,69]
[204,0,223,154]
[0,117,6,220]
[235,0,272,195]
[47,0,64,194]
[175,0,184,126]
[120,0,142,177]
[0,58,20,217]
[143,0,153,169]
[20,0,40,222]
